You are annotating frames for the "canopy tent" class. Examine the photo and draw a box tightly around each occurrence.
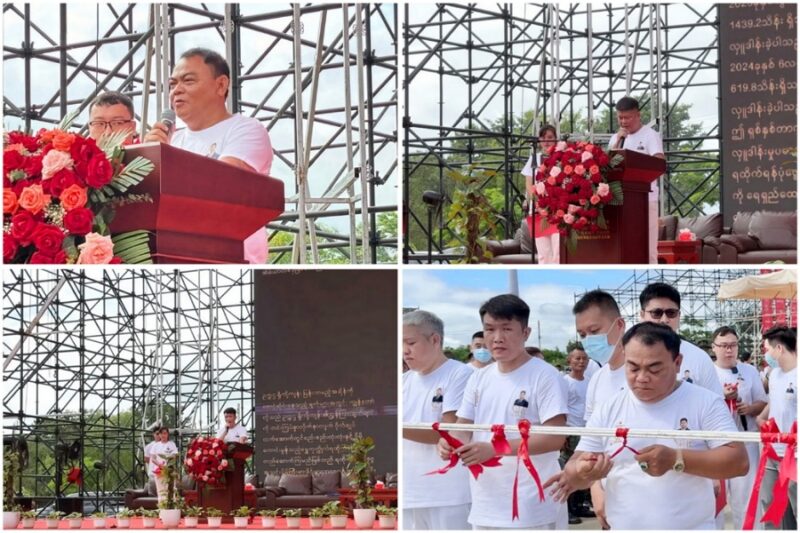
[717,270,797,301]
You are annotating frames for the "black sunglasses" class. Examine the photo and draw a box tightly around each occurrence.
[644,308,680,319]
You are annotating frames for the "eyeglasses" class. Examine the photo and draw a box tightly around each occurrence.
[713,343,738,350]
[88,119,134,130]
[644,308,680,319]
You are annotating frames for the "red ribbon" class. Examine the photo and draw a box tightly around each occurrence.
[512,420,545,521]
[425,422,502,480]
[715,479,727,517]
[743,419,797,529]
[492,424,513,455]
[725,383,739,417]
[609,427,640,459]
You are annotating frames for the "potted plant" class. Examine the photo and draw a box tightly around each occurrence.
[283,508,302,529]
[116,509,134,529]
[140,509,158,528]
[347,436,377,529]
[45,511,64,529]
[20,510,36,529]
[91,511,107,528]
[375,506,396,529]
[205,507,224,529]
[309,507,326,529]
[231,506,251,528]
[183,506,202,528]
[322,501,348,529]
[258,509,279,528]
[157,454,182,527]
[3,449,21,529]
[65,512,83,529]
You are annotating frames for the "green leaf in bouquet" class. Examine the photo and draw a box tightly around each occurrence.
[97,130,130,159]
[108,156,154,194]
[609,181,624,205]
[566,229,578,253]
[609,153,625,168]
[62,236,79,263]
[597,211,607,230]
[112,230,153,264]
[58,109,79,131]
[8,169,27,182]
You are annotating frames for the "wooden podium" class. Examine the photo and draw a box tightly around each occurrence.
[110,143,284,263]
[197,443,253,522]
[561,149,665,264]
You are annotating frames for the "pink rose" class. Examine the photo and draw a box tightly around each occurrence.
[574,164,585,175]
[590,195,601,205]
[549,166,561,178]
[567,204,580,214]
[546,176,556,186]
[597,183,610,196]
[187,459,193,466]
[581,151,593,163]
[555,141,568,152]
[76,232,115,264]
[563,213,575,224]
[534,182,547,196]
[221,459,228,468]
[41,149,74,180]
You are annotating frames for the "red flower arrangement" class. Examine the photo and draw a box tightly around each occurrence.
[3,121,153,264]
[184,436,231,487]
[531,140,623,250]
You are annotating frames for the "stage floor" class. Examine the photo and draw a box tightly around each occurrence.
[23,517,396,530]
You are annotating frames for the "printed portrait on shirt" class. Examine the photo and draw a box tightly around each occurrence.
[512,390,529,418]
[431,387,444,412]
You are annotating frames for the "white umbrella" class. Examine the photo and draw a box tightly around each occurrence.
[717,270,797,300]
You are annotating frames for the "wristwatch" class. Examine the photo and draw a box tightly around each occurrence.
[672,448,685,473]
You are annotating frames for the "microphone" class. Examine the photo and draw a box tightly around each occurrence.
[619,134,626,149]
[160,109,176,136]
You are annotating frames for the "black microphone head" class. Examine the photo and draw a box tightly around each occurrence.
[160,109,176,132]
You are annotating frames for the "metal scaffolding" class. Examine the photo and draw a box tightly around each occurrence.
[2,3,398,264]
[3,268,254,512]
[403,3,721,262]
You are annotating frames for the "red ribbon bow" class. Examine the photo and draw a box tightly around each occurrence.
[609,427,640,459]
[724,383,739,417]
[491,424,513,455]
[425,422,502,480]
[743,419,797,529]
[512,419,545,521]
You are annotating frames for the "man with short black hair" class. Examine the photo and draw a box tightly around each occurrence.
[87,91,137,143]
[217,407,248,444]
[144,427,161,481]
[468,330,492,370]
[608,96,664,264]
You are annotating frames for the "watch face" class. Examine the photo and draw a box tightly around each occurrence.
[674,462,685,473]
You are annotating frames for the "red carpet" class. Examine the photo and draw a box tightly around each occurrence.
[25,517,395,529]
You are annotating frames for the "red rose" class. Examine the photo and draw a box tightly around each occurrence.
[4,150,25,174]
[43,168,78,197]
[109,256,122,264]
[10,210,39,244]
[23,154,43,179]
[3,233,19,262]
[7,131,39,153]
[85,154,113,188]
[29,250,67,264]
[31,223,64,254]
[63,207,94,235]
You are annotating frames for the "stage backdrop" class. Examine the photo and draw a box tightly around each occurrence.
[254,270,397,478]
[720,3,797,224]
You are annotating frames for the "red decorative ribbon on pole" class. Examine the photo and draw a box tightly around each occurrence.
[491,424,513,455]
[609,427,640,458]
[425,422,502,480]
[743,419,797,530]
[512,419,545,521]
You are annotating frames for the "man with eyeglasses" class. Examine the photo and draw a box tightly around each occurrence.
[87,92,137,144]
[711,326,767,529]
[638,283,723,396]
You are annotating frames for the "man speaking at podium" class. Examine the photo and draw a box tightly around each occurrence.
[608,97,664,265]
[216,407,249,444]
[144,48,273,263]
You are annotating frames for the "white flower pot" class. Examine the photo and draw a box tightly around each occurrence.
[159,509,181,528]
[353,508,376,529]
[378,515,396,529]
[309,517,325,529]
[260,516,277,528]
[46,518,60,529]
[22,517,36,528]
[184,516,198,527]
[207,516,222,528]
[117,517,131,528]
[3,512,20,529]
[93,517,106,528]
[329,514,348,529]
[69,518,83,529]
[234,516,249,528]
[142,517,157,528]
[285,516,302,529]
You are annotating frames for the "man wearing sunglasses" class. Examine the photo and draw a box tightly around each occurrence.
[638,283,723,396]
[87,92,137,144]
[711,326,767,528]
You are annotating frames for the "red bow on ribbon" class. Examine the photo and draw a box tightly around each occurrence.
[66,466,83,486]
[743,419,797,529]
[491,425,513,455]
[609,427,640,459]
[512,419,545,521]
[425,422,502,480]
[724,383,739,417]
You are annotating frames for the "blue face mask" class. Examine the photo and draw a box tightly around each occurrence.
[473,348,492,364]
[582,321,620,365]
[765,351,780,368]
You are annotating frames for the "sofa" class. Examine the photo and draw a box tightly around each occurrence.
[718,211,796,264]
[658,212,725,264]
[124,476,196,510]
[485,219,535,264]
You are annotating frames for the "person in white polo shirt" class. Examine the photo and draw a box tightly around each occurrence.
[144,427,161,481]
[151,426,179,505]
[403,310,472,529]
[217,407,248,444]
[439,294,568,529]
[608,96,664,264]
[550,322,748,530]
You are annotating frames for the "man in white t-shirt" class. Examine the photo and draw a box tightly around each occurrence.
[756,326,797,530]
[144,48,273,263]
[217,407,249,444]
[151,426,179,505]
[607,96,664,264]
[144,427,161,480]
[468,331,493,370]
[547,322,748,530]
[439,294,568,529]
[712,326,768,528]
[402,310,472,529]
[638,282,723,396]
